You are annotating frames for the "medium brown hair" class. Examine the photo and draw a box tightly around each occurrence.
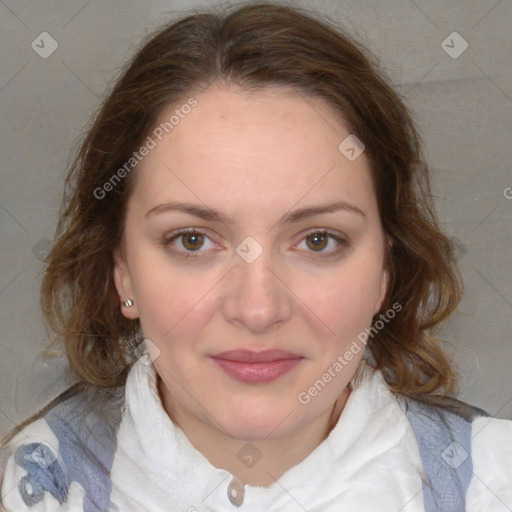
[13,2,469,439]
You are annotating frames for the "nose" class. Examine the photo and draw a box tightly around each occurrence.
[221,247,293,334]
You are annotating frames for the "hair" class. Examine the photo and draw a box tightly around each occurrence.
[2,1,470,446]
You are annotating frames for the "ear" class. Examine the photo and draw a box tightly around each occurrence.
[113,249,139,319]
[373,235,393,316]
[373,268,389,316]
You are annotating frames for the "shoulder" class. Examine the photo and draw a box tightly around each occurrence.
[1,417,74,511]
[466,415,512,510]
[1,383,126,511]
[399,393,512,509]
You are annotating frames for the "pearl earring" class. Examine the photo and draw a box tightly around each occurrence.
[123,299,134,308]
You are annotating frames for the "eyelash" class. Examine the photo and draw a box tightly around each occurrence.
[162,228,349,261]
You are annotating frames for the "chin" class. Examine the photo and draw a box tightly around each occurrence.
[217,407,303,441]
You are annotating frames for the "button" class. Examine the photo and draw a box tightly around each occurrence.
[227,476,245,506]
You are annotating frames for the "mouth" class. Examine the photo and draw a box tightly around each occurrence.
[209,349,304,384]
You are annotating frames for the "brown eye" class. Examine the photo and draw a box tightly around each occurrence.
[181,232,204,251]
[305,232,328,251]
[296,229,349,259]
[162,228,218,260]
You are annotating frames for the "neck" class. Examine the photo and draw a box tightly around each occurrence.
[158,379,351,487]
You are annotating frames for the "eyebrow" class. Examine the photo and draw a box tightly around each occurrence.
[145,200,367,224]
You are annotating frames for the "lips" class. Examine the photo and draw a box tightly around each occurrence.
[210,349,303,383]
[211,349,303,363]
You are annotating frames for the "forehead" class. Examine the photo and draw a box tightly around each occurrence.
[130,84,377,223]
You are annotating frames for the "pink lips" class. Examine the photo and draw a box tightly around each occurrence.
[210,349,303,383]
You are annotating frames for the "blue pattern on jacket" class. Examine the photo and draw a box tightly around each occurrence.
[15,442,69,505]
[15,385,124,511]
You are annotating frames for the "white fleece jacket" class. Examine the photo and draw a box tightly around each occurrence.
[1,360,511,511]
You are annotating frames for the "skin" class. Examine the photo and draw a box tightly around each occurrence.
[113,82,390,487]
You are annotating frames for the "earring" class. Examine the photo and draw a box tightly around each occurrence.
[123,299,134,308]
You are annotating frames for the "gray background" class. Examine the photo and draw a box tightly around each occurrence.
[0,0,511,437]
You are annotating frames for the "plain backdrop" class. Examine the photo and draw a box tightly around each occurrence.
[0,0,511,437]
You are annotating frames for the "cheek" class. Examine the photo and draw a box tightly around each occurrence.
[296,260,383,341]
[128,251,218,344]
[135,275,207,337]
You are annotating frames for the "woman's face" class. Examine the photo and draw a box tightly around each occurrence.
[114,83,389,440]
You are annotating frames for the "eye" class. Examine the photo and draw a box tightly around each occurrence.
[162,228,217,259]
[295,229,349,258]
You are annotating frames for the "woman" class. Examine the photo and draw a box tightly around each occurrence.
[1,3,510,511]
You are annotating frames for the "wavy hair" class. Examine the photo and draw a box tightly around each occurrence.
[5,2,469,445]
